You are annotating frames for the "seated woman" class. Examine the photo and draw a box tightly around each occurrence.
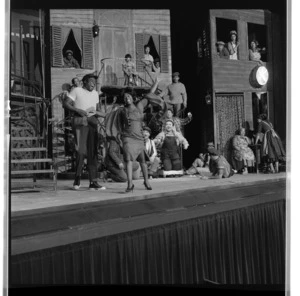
[231,127,255,174]
[185,153,208,179]
[154,119,189,172]
[105,138,140,182]
[143,126,160,178]
[208,148,234,179]
[249,40,266,63]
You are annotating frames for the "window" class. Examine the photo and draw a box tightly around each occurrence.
[216,18,238,59]
[135,33,169,73]
[248,23,267,62]
[51,26,94,69]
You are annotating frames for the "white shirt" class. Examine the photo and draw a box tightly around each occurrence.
[68,87,99,111]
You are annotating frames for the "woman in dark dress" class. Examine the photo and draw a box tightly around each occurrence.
[120,79,164,192]
[255,114,285,173]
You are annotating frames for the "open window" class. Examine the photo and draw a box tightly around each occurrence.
[135,33,169,73]
[216,18,238,59]
[51,26,94,69]
[248,23,267,62]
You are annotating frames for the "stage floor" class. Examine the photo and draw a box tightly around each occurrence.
[11,171,287,214]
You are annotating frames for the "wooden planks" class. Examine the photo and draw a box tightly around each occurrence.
[212,59,269,92]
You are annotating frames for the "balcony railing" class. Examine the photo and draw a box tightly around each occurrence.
[99,58,158,88]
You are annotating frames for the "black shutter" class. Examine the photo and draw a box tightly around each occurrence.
[82,28,94,69]
[51,26,63,67]
[135,33,145,72]
[159,35,168,73]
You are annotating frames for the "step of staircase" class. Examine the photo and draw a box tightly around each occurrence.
[11,137,42,141]
[11,158,53,163]
[11,147,47,152]
[11,169,55,175]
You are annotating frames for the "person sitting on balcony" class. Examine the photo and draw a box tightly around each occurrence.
[249,40,266,64]
[158,72,187,116]
[216,41,230,59]
[122,54,138,86]
[152,59,161,75]
[105,138,140,182]
[154,119,189,172]
[208,148,234,178]
[160,108,192,134]
[227,30,239,60]
[63,50,80,68]
[143,126,160,179]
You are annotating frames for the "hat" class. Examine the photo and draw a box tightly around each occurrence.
[216,41,225,46]
[207,142,215,147]
[207,147,220,156]
[66,50,73,55]
[143,126,152,134]
[172,72,180,77]
[82,73,98,82]
[229,30,237,36]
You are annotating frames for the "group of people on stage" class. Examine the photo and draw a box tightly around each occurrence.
[60,49,285,192]
[216,30,267,63]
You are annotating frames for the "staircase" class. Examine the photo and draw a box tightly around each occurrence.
[10,87,57,192]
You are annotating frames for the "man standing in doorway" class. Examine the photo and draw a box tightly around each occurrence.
[63,74,106,190]
[159,72,187,116]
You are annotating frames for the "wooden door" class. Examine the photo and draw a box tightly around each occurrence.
[99,28,128,86]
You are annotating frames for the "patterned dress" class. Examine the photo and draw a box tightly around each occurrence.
[232,135,255,171]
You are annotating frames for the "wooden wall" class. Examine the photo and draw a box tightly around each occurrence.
[50,9,94,28]
[50,10,95,121]
[212,59,270,92]
[208,9,285,144]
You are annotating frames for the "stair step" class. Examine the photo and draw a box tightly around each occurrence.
[11,137,42,141]
[11,147,47,152]
[11,158,53,163]
[11,127,35,131]
[11,116,37,120]
[11,169,55,174]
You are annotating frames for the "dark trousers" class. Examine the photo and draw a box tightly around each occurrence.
[73,123,98,181]
[166,103,182,117]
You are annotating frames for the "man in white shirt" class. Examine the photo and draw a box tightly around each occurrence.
[143,127,160,178]
[64,74,106,190]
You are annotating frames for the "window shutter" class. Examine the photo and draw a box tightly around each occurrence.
[51,26,63,67]
[135,33,145,72]
[82,28,94,69]
[159,35,169,73]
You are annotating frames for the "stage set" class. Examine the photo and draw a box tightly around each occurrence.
[10,172,286,286]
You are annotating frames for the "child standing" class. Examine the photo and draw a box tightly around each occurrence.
[122,54,138,86]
